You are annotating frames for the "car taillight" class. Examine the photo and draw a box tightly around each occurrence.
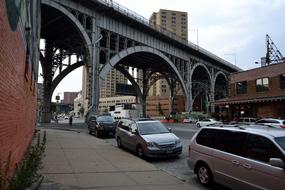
[281,125,285,129]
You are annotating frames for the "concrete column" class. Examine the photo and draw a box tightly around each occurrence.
[142,69,147,117]
[210,68,215,114]
[169,85,175,114]
[91,19,101,115]
[40,40,53,123]
[186,60,193,112]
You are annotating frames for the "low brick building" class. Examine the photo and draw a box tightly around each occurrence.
[146,95,185,117]
[214,62,285,119]
[0,0,40,174]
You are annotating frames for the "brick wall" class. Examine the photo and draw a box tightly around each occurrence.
[0,0,36,174]
[229,64,285,98]
[146,95,185,117]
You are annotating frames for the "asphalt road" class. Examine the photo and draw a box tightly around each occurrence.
[42,119,229,190]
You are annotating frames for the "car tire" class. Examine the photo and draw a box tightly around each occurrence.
[95,128,101,138]
[136,145,144,158]
[196,163,213,187]
[117,137,122,148]
[197,123,201,128]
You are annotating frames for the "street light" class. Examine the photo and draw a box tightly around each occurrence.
[189,28,199,47]
[224,53,237,65]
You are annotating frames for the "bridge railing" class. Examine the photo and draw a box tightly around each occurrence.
[97,0,239,70]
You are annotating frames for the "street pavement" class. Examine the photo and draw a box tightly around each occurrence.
[38,122,202,190]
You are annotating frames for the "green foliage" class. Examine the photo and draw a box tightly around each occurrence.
[79,106,84,116]
[0,131,47,190]
[184,112,209,121]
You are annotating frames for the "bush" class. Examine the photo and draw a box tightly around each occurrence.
[182,112,209,122]
[0,131,46,190]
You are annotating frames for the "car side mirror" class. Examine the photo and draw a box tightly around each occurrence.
[168,127,172,133]
[269,158,284,169]
[131,129,139,135]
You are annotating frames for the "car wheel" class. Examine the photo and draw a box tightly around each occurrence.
[196,163,213,187]
[136,145,144,158]
[117,137,122,148]
[197,123,201,128]
[95,129,101,138]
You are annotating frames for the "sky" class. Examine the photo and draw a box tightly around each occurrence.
[44,0,285,101]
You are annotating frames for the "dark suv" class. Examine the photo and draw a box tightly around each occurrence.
[116,118,182,158]
[87,115,116,137]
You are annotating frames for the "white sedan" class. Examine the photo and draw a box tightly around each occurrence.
[196,118,222,127]
[255,118,285,128]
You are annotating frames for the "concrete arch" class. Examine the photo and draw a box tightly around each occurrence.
[190,63,212,81]
[51,61,84,95]
[42,0,92,58]
[213,71,228,86]
[99,46,188,97]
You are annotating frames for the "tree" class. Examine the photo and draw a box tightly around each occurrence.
[79,107,84,117]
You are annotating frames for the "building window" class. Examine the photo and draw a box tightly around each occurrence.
[236,81,247,94]
[256,78,269,92]
[280,74,285,89]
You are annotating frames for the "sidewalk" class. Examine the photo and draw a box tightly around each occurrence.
[39,127,198,190]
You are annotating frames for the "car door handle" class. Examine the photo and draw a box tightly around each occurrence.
[232,160,240,166]
[243,163,252,169]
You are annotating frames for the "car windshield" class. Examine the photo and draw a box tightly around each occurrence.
[275,137,285,151]
[97,116,115,122]
[137,121,169,135]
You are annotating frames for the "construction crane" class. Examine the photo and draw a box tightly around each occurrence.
[264,34,284,65]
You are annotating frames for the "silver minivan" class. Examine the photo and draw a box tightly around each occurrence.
[188,126,285,190]
[116,118,182,158]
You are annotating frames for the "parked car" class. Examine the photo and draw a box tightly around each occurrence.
[87,115,117,137]
[116,118,182,158]
[196,118,222,127]
[187,126,285,190]
[255,118,285,128]
[183,118,198,123]
[231,117,258,125]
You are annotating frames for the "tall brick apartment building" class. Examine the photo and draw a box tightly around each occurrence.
[0,0,40,174]
[214,62,285,119]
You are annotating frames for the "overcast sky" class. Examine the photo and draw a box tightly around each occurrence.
[49,0,285,101]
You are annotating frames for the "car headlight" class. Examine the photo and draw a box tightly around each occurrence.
[146,142,156,147]
[175,139,182,146]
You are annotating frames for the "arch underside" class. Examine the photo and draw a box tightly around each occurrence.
[99,46,188,98]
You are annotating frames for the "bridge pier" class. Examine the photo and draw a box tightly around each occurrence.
[90,20,101,116]
[40,40,54,123]
[142,69,148,117]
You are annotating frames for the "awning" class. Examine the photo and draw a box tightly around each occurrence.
[212,96,285,106]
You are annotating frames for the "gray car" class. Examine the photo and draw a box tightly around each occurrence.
[116,118,182,158]
[188,126,285,190]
